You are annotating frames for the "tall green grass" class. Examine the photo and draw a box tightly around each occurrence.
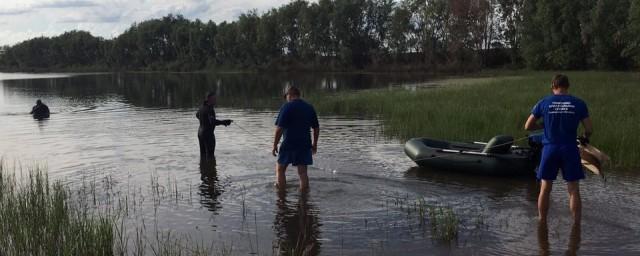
[311,71,640,168]
[0,162,113,255]
[0,160,230,256]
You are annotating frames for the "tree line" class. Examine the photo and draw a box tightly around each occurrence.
[1,0,639,72]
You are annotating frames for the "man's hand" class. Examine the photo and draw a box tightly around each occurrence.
[577,136,590,145]
[311,144,317,155]
[223,119,233,126]
[272,145,279,157]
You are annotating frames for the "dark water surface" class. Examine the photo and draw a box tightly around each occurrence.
[1,72,638,255]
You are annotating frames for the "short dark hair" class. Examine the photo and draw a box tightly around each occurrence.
[285,86,301,97]
[552,74,570,88]
[206,91,216,98]
[36,99,42,104]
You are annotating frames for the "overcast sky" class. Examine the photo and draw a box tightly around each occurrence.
[0,0,293,46]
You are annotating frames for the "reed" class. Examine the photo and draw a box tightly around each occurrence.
[311,71,640,168]
[0,160,231,256]
[0,160,113,255]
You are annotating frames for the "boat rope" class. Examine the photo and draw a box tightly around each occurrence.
[411,135,532,162]
[232,122,273,153]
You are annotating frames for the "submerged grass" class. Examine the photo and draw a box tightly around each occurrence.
[311,71,640,168]
[0,161,113,255]
[0,160,231,256]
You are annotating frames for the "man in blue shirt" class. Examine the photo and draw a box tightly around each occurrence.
[272,86,320,191]
[525,74,593,224]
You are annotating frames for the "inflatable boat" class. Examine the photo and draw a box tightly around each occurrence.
[404,135,540,176]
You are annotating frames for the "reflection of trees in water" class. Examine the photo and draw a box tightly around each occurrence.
[273,190,321,256]
[3,72,434,110]
[199,159,224,213]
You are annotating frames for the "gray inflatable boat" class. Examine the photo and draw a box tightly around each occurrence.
[404,135,540,176]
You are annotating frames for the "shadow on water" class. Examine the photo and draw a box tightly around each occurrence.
[405,166,540,201]
[199,158,224,213]
[538,221,581,256]
[273,190,322,256]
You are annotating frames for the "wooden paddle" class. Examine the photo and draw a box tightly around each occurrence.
[578,143,610,178]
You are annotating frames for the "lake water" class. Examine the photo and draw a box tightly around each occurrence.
[1,72,638,255]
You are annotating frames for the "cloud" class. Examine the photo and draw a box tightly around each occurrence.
[56,8,123,24]
[0,0,295,45]
[35,0,99,9]
[0,8,31,16]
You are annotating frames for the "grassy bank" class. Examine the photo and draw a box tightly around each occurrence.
[311,71,640,168]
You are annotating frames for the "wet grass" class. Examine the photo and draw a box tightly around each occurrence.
[311,71,640,168]
[0,161,113,255]
[0,160,232,256]
[387,195,460,242]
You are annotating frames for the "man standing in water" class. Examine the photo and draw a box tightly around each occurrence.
[30,99,50,119]
[524,74,593,224]
[196,92,232,159]
[272,86,320,191]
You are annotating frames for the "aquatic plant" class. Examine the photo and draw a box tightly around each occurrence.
[0,160,113,255]
[0,160,232,256]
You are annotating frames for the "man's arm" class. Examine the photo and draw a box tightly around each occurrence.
[311,127,319,154]
[524,114,543,131]
[581,117,593,139]
[272,126,284,156]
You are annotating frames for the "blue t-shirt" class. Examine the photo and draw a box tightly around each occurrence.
[275,99,319,151]
[531,94,589,145]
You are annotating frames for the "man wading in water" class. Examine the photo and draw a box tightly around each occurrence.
[524,74,593,224]
[196,92,232,160]
[272,86,320,191]
[30,99,50,119]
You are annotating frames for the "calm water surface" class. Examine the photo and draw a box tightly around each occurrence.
[1,72,638,255]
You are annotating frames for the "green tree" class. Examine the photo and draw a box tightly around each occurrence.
[623,0,640,68]
[590,0,630,69]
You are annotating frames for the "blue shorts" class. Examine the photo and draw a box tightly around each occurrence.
[537,144,584,182]
[277,149,313,166]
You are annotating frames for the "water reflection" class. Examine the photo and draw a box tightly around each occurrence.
[537,222,581,256]
[36,118,48,132]
[405,166,538,200]
[199,158,223,213]
[273,190,321,255]
[1,72,433,110]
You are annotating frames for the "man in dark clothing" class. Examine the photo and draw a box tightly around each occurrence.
[30,99,50,119]
[272,86,320,191]
[196,92,232,159]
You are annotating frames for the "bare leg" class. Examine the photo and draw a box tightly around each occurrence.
[537,221,550,256]
[567,181,582,224]
[538,180,553,223]
[297,165,309,191]
[276,163,288,189]
[566,221,581,255]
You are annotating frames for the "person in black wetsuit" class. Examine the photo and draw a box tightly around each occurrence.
[196,92,232,159]
[30,99,50,119]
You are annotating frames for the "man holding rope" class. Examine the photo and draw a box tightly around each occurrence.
[524,74,593,224]
[272,86,320,191]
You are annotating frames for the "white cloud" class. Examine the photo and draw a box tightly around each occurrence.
[0,0,293,46]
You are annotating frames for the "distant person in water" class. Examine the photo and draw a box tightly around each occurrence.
[272,86,320,191]
[196,92,232,159]
[30,99,50,119]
